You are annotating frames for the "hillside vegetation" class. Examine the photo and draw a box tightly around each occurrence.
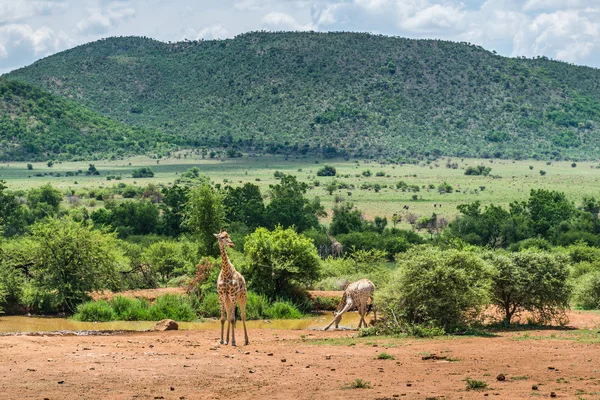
[0,79,178,161]
[5,32,600,161]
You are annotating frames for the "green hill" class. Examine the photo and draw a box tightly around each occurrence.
[5,32,600,161]
[0,79,177,161]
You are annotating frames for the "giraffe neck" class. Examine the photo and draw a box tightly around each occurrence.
[219,243,234,280]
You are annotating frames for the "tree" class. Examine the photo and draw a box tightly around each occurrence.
[316,165,336,176]
[86,164,100,175]
[142,241,187,282]
[330,203,363,235]
[132,167,154,178]
[160,185,190,237]
[527,189,575,238]
[186,184,225,257]
[485,251,571,325]
[26,183,63,220]
[378,247,490,332]
[0,181,26,237]
[244,226,320,300]
[106,200,160,237]
[265,174,324,232]
[223,183,265,230]
[29,217,122,312]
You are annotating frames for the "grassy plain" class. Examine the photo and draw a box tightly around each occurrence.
[2,154,600,227]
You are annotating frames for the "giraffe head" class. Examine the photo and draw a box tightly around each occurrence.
[214,230,235,248]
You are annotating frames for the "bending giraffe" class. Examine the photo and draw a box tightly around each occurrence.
[324,279,376,330]
[327,231,343,258]
[214,231,249,346]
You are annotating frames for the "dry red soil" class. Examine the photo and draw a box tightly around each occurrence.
[1,310,600,400]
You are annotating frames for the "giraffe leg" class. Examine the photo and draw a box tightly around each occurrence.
[358,305,367,330]
[219,295,226,345]
[224,302,231,345]
[238,294,249,345]
[229,303,237,346]
[324,301,353,330]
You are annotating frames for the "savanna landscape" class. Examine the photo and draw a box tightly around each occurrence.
[2,30,600,400]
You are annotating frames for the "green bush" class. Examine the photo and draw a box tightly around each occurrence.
[265,300,303,319]
[148,294,197,321]
[245,291,271,320]
[245,226,320,300]
[198,292,221,318]
[109,296,150,321]
[73,300,116,322]
[485,250,571,325]
[378,247,490,332]
[573,271,600,310]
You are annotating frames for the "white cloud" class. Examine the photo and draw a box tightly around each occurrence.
[196,24,231,40]
[399,3,466,33]
[513,8,600,63]
[0,24,72,72]
[262,11,315,31]
[74,4,136,35]
[0,0,67,26]
[523,0,597,11]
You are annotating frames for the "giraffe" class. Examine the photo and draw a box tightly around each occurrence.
[324,279,376,330]
[214,231,249,346]
[327,231,343,258]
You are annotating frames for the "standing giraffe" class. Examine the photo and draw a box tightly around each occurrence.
[324,279,376,330]
[327,231,343,258]
[214,231,249,346]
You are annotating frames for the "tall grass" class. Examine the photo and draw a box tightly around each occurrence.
[197,291,303,320]
[73,294,196,322]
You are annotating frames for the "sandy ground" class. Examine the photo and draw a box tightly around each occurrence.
[2,310,600,400]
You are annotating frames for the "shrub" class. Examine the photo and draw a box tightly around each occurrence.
[378,247,490,332]
[485,251,572,325]
[345,379,371,389]
[573,271,600,310]
[316,165,336,176]
[376,352,394,360]
[197,292,221,318]
[465,378,487,391]
[265,300,303,319]
[142,241,187,282]
[465,165,492,176]
[73,300,116,322]
[29,217,123,312]
[245,226,320,300]
[109,296,150,320]
[148,294,197,321]
[132,167,154,178]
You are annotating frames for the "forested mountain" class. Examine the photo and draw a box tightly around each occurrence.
[0,79,177,160]
[5,32,600,160]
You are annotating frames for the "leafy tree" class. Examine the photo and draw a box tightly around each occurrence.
[223,183,265,230]
[132,167,154,178]
[527,189,575,238]
[185,184,225,257]
[464,165,492,176]
[104,200,160,237]
[160,185,190,237]
[244,226,320,300]
[484,251,571,325]
[0,181,26,237]
[86,164,100,175]
[316,165,336,176]
[378,247,490,331]
[265,174,324,232]
[26,183,63,220]
[330,203,363,235]
[142,241,187,282]
[28,217,122,312]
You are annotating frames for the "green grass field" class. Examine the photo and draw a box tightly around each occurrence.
[1,154,599,228]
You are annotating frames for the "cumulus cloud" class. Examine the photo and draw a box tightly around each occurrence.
[196,24,231,40]
[262,11,315,31]
[74,3,136,35]
[513,8,600,63]
[0,24,72,72]
[0,0,67,26]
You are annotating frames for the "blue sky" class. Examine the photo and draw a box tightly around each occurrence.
[1,0,600,74]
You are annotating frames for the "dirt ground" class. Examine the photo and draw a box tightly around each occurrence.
[1,310,600,400]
